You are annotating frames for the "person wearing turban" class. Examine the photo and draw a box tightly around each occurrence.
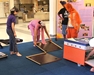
[65,3,82,38]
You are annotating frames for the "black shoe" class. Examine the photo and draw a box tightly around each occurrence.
[0,44,3,49]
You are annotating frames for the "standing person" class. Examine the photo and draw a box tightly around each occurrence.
[58,1,69,38]
[28,19,51,46]
[65,3,82,38]
[6,7,22,56]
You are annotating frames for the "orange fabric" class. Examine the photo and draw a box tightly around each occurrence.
[65,3,82,31]
[67,27,78,38]
[56,33,63,38]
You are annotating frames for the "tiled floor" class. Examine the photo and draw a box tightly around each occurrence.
[0,20,50,44]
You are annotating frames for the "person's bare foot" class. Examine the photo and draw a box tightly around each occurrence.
[90,67,94,72]
[41,41,47,45]
[16,52,22,57]
[33,42,41,47]
[33,45,36,47]
[10,51,15,55]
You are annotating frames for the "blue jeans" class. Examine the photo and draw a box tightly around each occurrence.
[7,29,18,52]
[62,25,67,35]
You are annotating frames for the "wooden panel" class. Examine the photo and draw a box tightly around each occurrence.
[36,41,62,53]
[26,53,61,65]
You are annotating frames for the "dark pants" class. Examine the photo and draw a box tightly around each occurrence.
[7,29,18,52]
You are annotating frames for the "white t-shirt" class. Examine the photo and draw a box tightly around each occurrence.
[68,18,73,27]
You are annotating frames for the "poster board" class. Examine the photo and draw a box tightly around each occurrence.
[78,7,93,38]
[56,0,93,38]
[70,0,93,38]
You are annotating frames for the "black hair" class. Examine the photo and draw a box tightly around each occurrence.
[60,1,66,5]
[10,6,19,15]
[38,21,41,24]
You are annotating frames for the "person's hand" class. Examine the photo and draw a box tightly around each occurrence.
[49,38,52,42]
[14,33,17,37]
[59,17,64,21]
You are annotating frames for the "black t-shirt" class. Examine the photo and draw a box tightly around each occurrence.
[58,8,69,25]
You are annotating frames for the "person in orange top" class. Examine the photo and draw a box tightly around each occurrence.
[65,3,82,38]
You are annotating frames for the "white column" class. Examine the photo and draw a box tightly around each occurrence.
[9,0,14,10]
[49,0,57,36]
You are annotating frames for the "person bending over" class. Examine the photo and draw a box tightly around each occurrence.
[65,3,82,38]
[28,19,51,46]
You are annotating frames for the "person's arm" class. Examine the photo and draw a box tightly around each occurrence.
[33,29,37,45]
[86,49,94,60]
[58,9,64,20]
[58,14,64,20]
[33,24,39,46]
[11,16,17,37]
[43,26,51,41]
[58,14,62,19]
[11,22,16,37]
